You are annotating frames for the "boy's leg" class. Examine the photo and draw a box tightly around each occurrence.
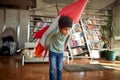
[57,53,63,80]
[49,51,57,80]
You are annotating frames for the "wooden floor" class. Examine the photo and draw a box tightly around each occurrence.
[0,55,120,80]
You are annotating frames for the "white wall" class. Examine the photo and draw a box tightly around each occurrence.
[112,4,120,36]
[0,9,29,49]
[111,4,120,56]
[19,10,30,48]
[0,10,4,48]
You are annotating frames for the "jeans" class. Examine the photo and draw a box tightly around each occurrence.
[49,51,63,80]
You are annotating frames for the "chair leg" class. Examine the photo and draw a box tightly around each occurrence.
[64,51,70,64]
[90,57,93,64]
[69,51,73,64]
[22,55,25,66]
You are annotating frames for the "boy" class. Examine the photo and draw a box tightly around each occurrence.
[45,15,73,80]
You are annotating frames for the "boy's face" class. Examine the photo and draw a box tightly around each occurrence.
[60,27,71,36]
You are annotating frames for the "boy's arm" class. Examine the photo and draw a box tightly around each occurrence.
[44,28,58,50]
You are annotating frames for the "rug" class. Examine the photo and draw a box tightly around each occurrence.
[63,64,113,72]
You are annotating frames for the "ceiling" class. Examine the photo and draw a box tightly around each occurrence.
[33,0,116,16]
[0,0,118,16]
[0,0,36,9]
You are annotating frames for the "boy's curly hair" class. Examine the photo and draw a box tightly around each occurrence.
[58,15,73,28]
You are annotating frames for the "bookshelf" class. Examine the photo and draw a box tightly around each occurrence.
[29,15,55,42]
[81,13,111,58]
[68,23,89,58]
[68,13,111,59]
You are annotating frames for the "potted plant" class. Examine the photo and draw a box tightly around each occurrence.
[101,14,118,60]
[101,14,113,48]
